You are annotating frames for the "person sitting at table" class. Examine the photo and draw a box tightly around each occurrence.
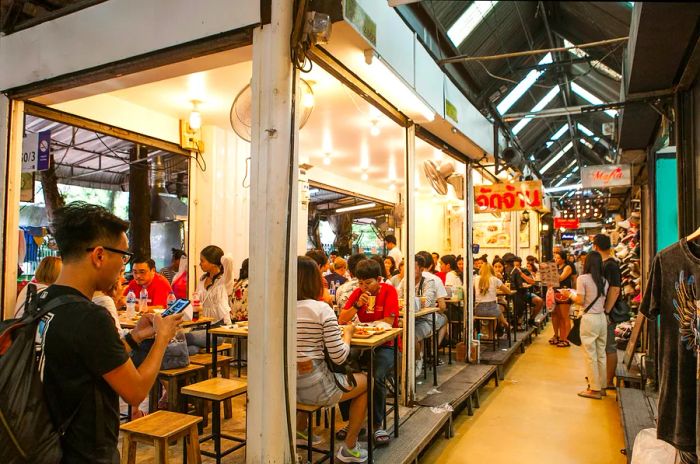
[325,257,348,290]
[440,254,462,290]
[296,256,369,463]
[94,270,129,336]
[371,254,392,285]
[526,260,540,281]
[398,254,446,378]
[328,250,339,275]
[383,255,398,280]
[171,254,188,300]
[336,254,366,310]
[185,245,232,354]
[474,263,510,331]
[14,255,62,318]
[306,249,333,304]
[509,256,544,327]
[492,258,506,282]
[231,258,249,321]
[124,257,173,307]
[473,256,484,276]
[339,259,399,447]
[389,260,404,287]
[159,248,186,284]
[418,250,449,348]
[456,255,464,280]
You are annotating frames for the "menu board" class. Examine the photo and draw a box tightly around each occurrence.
[474,220,511,248]
[539,262,559,288]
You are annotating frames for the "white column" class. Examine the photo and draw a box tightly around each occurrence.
[403,124,416,405]
[2,98,22,319]
[247,0,297,462]
[465,164,474,360]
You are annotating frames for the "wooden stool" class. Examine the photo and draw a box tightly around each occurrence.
[199,342,233,357]
[181,378,247,463]
[474,316,498,351]
[120,410,202,464]
[188,354,234,419]
[151,364,206,414]
[296,403,336,464]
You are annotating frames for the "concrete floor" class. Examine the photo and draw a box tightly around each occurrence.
[421,326,626,464]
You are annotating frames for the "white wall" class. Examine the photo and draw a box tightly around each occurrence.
[0,0,260,91]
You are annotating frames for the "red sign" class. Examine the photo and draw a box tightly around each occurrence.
[554,218,580,229]
[474,180,544,213]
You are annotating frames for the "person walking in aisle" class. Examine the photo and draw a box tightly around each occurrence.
[551,250,575,347]
[560,251,608,399]
[592,234,622,390]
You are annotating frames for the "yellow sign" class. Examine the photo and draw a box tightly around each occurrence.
[474,180,544,213]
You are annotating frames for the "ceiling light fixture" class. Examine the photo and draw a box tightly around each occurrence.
[323,152,331,165]
[336,202,377,213]
[370,120,380,136]
[363,50,435,123]
[361,167,369,181]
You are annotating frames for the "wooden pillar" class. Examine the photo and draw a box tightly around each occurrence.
[128,144,150,258]
[247,0,296,462]
[40,154,64,224]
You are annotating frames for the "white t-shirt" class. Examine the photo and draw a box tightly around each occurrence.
[445,271,462,288]
[197,274,233,325]
[388,246,403,266]
[474,276,503,304]
[422,271,448,299]
[575,274,608,314]
[92,293,128,336]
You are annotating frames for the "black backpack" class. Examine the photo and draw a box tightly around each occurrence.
[0,284,85,464]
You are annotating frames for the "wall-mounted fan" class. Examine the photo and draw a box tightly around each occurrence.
[422,160,465,200]
[230,79,315,142]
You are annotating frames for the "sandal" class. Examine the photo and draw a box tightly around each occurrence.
[335,425,366,441]
[374,428,391,446]
[548,336,559,345]
[556,340,570,348]
[577,389,602,400]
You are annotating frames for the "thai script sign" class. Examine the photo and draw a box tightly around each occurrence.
[474,180,544,213]
[581,164,631,189]
[554,218,580,229]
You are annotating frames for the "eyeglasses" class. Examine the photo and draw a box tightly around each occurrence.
[86,246,134,264]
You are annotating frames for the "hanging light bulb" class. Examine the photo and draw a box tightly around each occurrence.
[370,120,380,137]
[389,182,396,191]
[189,100,202,130]
[323,152,331,165]
[361,168,368,181]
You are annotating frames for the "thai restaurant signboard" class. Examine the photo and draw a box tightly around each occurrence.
[474,180,545,213]
[581,164,632,189]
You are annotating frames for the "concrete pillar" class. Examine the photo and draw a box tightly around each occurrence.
[247,0,297,461]
[2,98,22,319]
[403,124,416,405]
[466,165,475,360]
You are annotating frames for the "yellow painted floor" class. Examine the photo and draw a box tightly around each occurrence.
[421,326,626,464]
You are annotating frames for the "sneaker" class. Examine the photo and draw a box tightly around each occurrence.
[415,359,423,378]
[336,444,368,463]
[296,429,322,446]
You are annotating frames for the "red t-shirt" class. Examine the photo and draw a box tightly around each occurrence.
[172,272,187,300]
[435,271,447,284]
[344,283,399,345]
[124,273,173,307]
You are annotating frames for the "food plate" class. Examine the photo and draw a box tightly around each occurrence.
[352,330,374,339]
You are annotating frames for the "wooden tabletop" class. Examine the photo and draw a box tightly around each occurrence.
[348,327,402,347]
[497,290,517,296]
[445,298,464,304]
[118,313,214,329]
[209,326,249,337]
[181,377,248,401]
[399,307,441,318]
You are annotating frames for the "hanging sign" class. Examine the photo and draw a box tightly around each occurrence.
[581,164,631,189]
[21,130,51,173]
[553,218,580,229]
[561,232,576,241]
[474,180,544,214]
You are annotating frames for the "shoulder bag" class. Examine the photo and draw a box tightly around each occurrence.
[567,292,602,346]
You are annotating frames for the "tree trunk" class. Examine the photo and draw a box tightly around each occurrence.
[40,154,64,225]
[128,145,151,258]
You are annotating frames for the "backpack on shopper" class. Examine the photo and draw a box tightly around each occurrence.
[0,284,86,464]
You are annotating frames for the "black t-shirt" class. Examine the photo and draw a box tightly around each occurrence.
[38,285,129,463]
[510,267,531,293]
[558,263,575,288]
[325,272,347,288]
[640,239,698,453]
[602,257,622,307]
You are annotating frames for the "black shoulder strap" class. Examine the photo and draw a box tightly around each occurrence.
[417,277,425,296]
[30,295,89,322]
[583,293,602,314]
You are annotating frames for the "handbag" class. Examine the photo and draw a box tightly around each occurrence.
[567,293,602,346]
[609,299,631,323]
[323,346,360,393]
[131,333,190,370]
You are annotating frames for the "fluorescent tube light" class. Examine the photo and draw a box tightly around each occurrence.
[363,50,435,123]
[512,86,560,135]
[577,123,594,136]
[571,82,617,117]
[497,53,553,115]
[336,202,377,213]
[545,183,583,193]
[540,140,573,174]
[551,124,568,141]
[448,1,499,47]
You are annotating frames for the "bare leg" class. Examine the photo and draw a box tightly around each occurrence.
[339,373,368,449]
[557,304,571,340]
[606,351,617,387]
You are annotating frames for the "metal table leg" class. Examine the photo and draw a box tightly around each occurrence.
[367,349,375,463]
[393,341,399,438]
[432,312,438,387]
[237,336,242,378]
[205,321,211,353]
[211,333,219,378]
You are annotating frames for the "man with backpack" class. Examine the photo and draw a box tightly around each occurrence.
[30,202,181,463]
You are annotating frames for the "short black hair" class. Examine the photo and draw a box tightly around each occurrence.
[133,256,156,270]
[52,202,129,262]
[305,249,328,268]
[417,251,435,272]
[414,254,426,269]
[355,259,382,280]
[502,252,516,263]
[384,235,397,245]
[593,233,611,251]
[171,248,186,259]
[440,254,458,270]
[329,250,338,257]
[513,256,523,264]
[432,252,440,258]
[347,253,367,277]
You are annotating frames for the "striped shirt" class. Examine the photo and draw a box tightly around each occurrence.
[297,299,349,364]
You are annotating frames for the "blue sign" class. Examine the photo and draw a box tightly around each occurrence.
[561,232,575,240]
[472,244,480,254]
[37,130,51,171]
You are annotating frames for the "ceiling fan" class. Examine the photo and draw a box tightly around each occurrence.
[230,79,314,142]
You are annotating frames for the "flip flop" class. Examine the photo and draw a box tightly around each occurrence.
[556,340,570,348]
[548,336,559,345]
[374,429,391,446]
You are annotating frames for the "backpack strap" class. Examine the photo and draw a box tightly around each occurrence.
[29,295,90,323]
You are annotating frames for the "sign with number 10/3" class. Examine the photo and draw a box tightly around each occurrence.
[21,130,51,173]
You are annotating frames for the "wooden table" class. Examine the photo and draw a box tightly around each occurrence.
[399,307,442,386]
[348,327,402,464]
[208,326,249,378]
[118,314,215,352]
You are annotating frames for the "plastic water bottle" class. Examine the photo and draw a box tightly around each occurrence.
[166,291,176,308]
[139,288,149,313]
[126,290,137,317]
